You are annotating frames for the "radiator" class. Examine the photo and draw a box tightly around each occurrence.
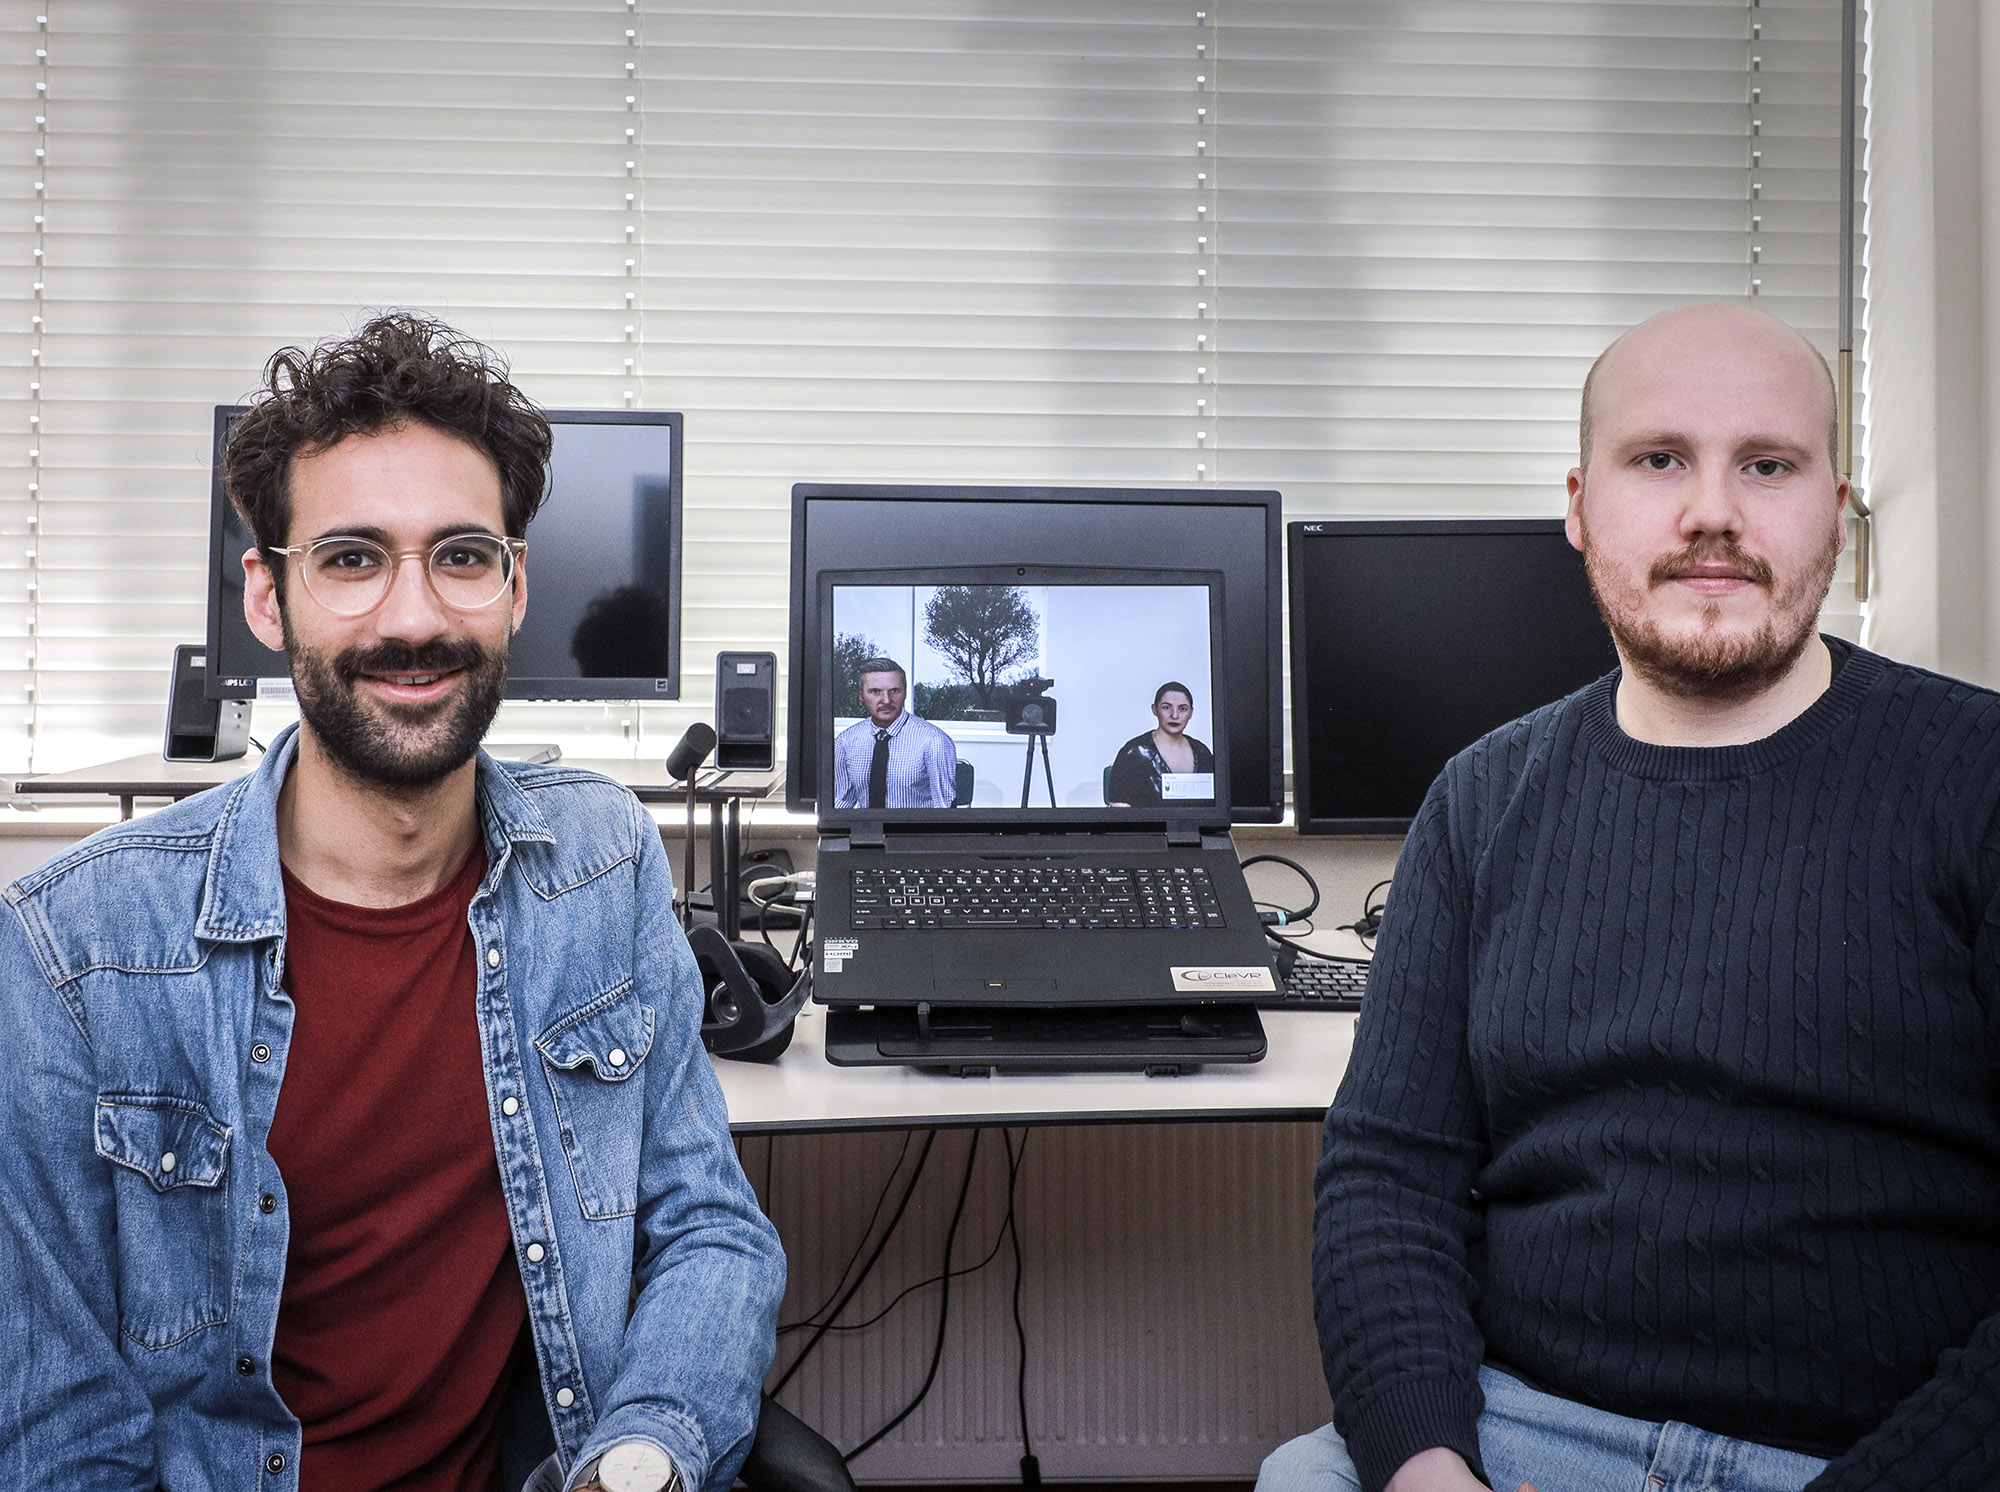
[749,1121,1332,1483]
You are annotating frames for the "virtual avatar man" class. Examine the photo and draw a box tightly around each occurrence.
[831,657,959,808]
[1261,304,2000,1492]
[0,314,784,1492]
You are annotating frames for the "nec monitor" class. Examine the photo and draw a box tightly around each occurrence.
[204,406,684,702]
[818,566,1225,826]
[1288,518,1618,834]
[789,485,1284,822]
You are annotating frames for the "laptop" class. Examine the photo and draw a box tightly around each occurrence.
[811,565,1274,1071]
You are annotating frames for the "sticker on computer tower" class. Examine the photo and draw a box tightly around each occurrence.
[822,936,858,973]
[1170,966,1276,993]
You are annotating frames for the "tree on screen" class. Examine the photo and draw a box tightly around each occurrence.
[923,586,1038,708]
[831,630,883,717]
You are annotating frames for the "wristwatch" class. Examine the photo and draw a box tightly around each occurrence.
[581,1440,680,1492]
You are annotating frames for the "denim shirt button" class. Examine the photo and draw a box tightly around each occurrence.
[259,1193,277,1214]
[160,1151,176,1174]
[526,1242,545,1263]
[555,1387,574,1408]
[265,1452,286,1474]
[487,948,502,969]
[236,1356,254,1375]
[251,1043,271,1063]
[608,1047,627,1067]
[502,1097,519,1116]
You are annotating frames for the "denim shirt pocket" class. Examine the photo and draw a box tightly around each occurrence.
[535,982,656,1221]
[93,1093,233,1349]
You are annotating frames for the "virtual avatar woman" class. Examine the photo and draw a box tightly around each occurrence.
[1106,681,1215,806]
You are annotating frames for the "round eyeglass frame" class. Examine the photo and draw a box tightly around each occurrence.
[266,532,527,617]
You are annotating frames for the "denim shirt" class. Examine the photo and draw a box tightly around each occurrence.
[0,726,784,1492]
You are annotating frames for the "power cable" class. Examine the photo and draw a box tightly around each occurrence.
[769,1128,936,1398]
[843,1130,983,1463]
[776,1130,918,1335]
[1004,1129,1038,1485]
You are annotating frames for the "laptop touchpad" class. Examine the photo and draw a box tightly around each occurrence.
[931,977,1059,1001]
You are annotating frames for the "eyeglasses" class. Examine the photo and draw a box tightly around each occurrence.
[267,533,527,617]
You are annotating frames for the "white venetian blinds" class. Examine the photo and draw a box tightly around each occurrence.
[0,0,1861,774]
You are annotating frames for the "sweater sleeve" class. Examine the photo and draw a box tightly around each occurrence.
[1313,771,1492,1492]
[1802,1300,2000,1491]
[1803,831,2000,1492]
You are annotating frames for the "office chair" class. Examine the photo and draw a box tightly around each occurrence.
[741,1394,859,1492]
[503,1381,854,1492]
[953,760,974,807]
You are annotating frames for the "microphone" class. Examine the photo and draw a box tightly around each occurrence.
[666,723,717,783]
[668,723,718,931]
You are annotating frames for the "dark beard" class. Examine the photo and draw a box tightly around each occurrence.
[283,624,508,790]
[1583,527,1838,703]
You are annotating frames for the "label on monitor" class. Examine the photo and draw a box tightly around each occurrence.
[256,677,297,703]
[1161,772,1214,800]
[1171,966,1277,993]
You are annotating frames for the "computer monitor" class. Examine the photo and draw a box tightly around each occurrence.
[818,565,1226,825]
[789,485,1285,821]
[1288,518,1618,834]
[204,407,684,701]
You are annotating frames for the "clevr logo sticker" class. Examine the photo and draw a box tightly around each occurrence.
[1170,965,1276,993]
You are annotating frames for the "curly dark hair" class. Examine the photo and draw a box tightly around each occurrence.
[222,312,553,566]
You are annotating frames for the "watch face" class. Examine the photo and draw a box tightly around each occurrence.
[599,1442,675,1492]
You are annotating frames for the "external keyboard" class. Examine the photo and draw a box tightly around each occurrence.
[1259,956,1370,1011]
[848,864,1226,930]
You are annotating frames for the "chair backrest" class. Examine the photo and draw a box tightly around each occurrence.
[954,760,974,807]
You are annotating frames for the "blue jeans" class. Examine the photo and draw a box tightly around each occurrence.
[1259,1367,1829,1492]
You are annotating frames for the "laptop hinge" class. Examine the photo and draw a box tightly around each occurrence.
[1165,821,1203,848]
[847,819,887,850]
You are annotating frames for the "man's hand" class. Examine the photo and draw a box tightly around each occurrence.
[1384,1446,1539,1492]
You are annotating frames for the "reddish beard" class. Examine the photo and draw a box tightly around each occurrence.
[1580,523,1839,702]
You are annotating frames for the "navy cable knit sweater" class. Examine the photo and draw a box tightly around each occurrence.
[1313,641,2000,1492]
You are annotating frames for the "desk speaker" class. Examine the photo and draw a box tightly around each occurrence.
[164,644,251,762]
[715,651,776,771]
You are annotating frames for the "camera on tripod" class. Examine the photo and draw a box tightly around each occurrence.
[1004,675,1058,736]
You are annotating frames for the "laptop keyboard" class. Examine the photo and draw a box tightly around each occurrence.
[848,865,1227,930]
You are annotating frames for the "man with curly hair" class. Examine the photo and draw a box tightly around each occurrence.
[0,313,784,1492]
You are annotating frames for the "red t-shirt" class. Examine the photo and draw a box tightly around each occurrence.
[268,846,529,1492]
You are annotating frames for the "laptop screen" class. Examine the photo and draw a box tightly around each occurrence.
[817,566,1227,827]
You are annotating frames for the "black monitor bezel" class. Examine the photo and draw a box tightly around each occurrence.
[789,484,1285,821]
[1287,516,1609,835]
[816,563,1229,830]
[203,405,685,702]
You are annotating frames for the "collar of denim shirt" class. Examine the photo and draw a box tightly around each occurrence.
[192,720,558,945]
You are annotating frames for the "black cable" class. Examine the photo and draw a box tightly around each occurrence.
[1339,877,1392,949]
[790,897,815,975]
[770,1128,937,1398]
[1239,852,1320,922]
[844,1130,984,1463]
[776,1131,919,1334]
[792,1126,1028,1338]
[1264,925,1368,964]
[1005,1129,1038,1484]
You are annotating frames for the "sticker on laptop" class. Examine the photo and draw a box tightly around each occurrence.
[1170,965,1276,993]
[821,936,858,974]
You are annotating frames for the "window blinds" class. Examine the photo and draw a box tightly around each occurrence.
[2,0,1862,775]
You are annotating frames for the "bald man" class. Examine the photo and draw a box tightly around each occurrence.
[1259,305,2000,1492]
